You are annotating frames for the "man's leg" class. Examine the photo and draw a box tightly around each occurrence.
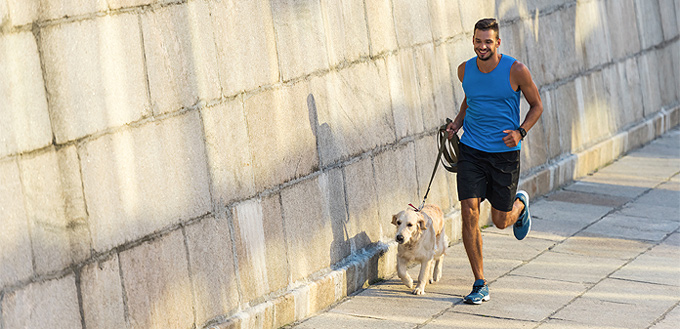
[491,197,525,229]
[461,198,483,281]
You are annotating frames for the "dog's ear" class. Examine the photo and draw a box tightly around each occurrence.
[392,214,399,226]
[418,214,427,230]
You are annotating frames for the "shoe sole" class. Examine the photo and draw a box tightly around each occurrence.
[464,295,490,305]
[514,191,531,240]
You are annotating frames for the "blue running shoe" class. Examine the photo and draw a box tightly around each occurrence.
[464,279,489,305]
[514,190,531,240]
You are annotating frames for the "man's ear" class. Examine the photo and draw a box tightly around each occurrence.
[392,214,399,226]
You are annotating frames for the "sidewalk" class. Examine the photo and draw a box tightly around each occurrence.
[288,127,680,329]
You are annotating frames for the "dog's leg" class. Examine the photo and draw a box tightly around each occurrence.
[431,256,443,283]
[397,257,413,289]
[413,259,432,295]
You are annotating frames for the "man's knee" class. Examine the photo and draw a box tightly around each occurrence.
[491,210,511,229]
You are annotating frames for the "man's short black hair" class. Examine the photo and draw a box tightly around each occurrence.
[474,18,499,39]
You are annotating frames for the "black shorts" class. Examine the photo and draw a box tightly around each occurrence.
[456,143,520,212]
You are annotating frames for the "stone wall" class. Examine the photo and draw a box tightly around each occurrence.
[0,0,678,328]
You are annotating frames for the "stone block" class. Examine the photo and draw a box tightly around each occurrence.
[201,98,255,206]
[5,0,38,26]
[656,48,679,107]
[539,91,562,160]
[414,134,451,211]
[309,275,337,315]
[272,294,296,329]
[428,0,464,40]
[343,157,381,251]
[309,61,394,166]
[18,145,90,275]
[635,0,665,49]
[271,0,328,81]
[386,51,425,139]
[41,13,150,143]
[605,0,642,59]
[80,254,127,329]
[574,0,612,69]
[185,215,239,327]
[372,143,418,239]
[41,0,107,20]
[281,174,336,282]
[500,19,530,67]
[209,0,279,96]
[414,44,455,131]
[364,0,398,56]
[80,111,211,252]
[638,51,663,117]
[1,276,81,328]
[142,1,220,115]
[525,7,584,86]
[119,229,194,329]
[243,83,318,191]
[553,80,581,153]
[0,159,32,288]
[659,0,679,39]
[445,37,473,106]
[0,31,52,158]
[231,196,291,305]
[320,0,369,66]
[107,0,157,10]
[458,0,496,33]
[519,97,548,173]
[607,58,644,131]
[392,0,433,47]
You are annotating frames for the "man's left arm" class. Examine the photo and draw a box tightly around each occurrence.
[503,62,544,148]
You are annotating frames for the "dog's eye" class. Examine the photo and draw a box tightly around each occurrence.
[407,223,413,227]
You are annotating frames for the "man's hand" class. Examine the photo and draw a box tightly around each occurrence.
[502,130,521,148]
[446,121,460,140]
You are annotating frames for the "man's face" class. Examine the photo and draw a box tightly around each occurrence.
[473,29,500,61]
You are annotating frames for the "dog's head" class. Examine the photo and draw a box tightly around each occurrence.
[391,209,427,244]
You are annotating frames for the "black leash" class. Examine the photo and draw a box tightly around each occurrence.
[410,119,460,212]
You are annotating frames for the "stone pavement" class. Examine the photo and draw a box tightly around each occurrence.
[288,127,680,329]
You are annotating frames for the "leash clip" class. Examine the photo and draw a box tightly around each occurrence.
[408,201,424,212]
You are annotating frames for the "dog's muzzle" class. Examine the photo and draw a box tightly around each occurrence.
[396,234,404,244]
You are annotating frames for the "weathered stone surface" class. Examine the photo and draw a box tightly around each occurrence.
[606,0,642,59]
[80,111,211,252]
[281,173,337,282]
[0,159,32,288]
[0,31,52,158]
[185,215,239,326]
[202,98,255,206]
[209,0,279,96]
[424,310,535,329]
[392,0,432,47]
[612,243,680,286]
[386,50,425,139]
[606,58,644,131]
[414,134,451,211]
[583,213,680,242]
[107,0,157,10]
[18,146,90,275]
[1,276,82,329]
[574,0,612,69]
[310,61,394,166]
[635,0,665,49]
[142,1,220,115]
[512,250,626,284]
[120,229,194,329]
[458,0,496,33]
[5,0,38,26]
[364,0,398,56]
[656,48,679,108]
[40,0,107,20]
[41,13,150,143]
[271,0,328,81]
[320,0,369,66]
[343,157,381,251]
[638,51,664,118]
[659,0,679,39]
[80,254,127,329]
[428,0,463,41]
[244,83,318,191]
[414,44,455,131]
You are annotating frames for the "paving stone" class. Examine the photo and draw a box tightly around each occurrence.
[209,0,278,96]
[611,242,680,286]
[552,234,653,261]
[511,251,627,284]
[294,311,413,329]
[80,111,211,252]
[119,230,194,329]
[392,0,432,47]
[41,13,150,143]
[552,278,680,328]
[479,232,558,263]
[564,180,649,199]
[618,202,679,222]
[1,276,81,329]
[0,159,32,288]
[320,0,369,66]
[243,83,318,191]
[80,254,127,329]
[185,215,239,326]
[364,0,398,56]
[453,275,589,322]
[271,0,328,81]
[582,213,680,242]
[201,99,256,206]
[18,146,90,275]
[423,310,536,329]
[141,1,220,115]
[651,304,680,329]
[0,31,52,158]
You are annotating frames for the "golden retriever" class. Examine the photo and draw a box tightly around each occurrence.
[391,204,447,295]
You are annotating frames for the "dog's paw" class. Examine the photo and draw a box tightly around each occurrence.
[412,286,426,295]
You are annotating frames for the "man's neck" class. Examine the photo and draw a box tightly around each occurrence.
[477,54,502,73]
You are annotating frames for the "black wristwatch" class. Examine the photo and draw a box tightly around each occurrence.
[517,127,527,139]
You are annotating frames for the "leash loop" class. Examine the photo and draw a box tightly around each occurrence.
[414,118,460,209]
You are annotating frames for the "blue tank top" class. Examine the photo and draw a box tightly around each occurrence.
[461,55,521,153]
